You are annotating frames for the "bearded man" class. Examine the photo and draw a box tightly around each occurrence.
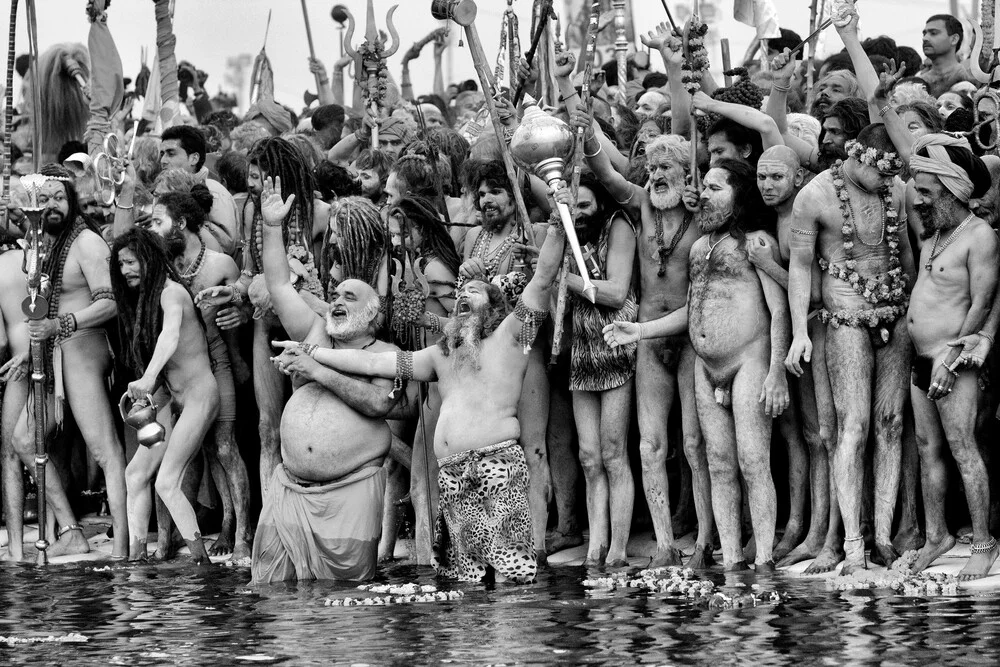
[810,69,860,120]
[258,176,415,582]
[579,124,712,568]
[904,135,998,579]
[4,165,127,561]
[284,200,564,584]
[750,146,842,572]
[456,159,551,561]
[144,187,253,563]
[787,124,917,574]
[607,159,790,571]
[233,137,328,497]
[111,229,220,565]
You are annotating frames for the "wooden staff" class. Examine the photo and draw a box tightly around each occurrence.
[512,0,553,107]
[300,0,326,101]
[552,1,600,361]
[612,0,627,104]
[721,38,732,87]
[432,0,532,243]
[3,0,18,224]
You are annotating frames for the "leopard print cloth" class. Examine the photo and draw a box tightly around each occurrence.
[433,440,537,584]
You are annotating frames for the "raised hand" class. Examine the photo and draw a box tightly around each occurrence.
[569,108,593,134]
[260,176,296,228]
[308,57,328,80]
[770,48,798,84]
[433,29,449,58]
[554,50,576,79]
[333,54,353,71]
[515,56,539,92]
[682,183,701,213]
[832,0,859,35]
[691,90,715,113]
[495,96,518,129]
[602,321,642,348]
[640,22,674,55]
[872,59,907,105]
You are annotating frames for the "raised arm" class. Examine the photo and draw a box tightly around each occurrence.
[785,182,822,376]
[693,91,784,149]
[305,344,438,384]
[568,108,644,218]
[308,57,334,106]
[870,61,915,162]
[518,216,567,312]
[642,23,691,137]
[260,176,324,342]
[766,49,821,170]
[833,4,880,121]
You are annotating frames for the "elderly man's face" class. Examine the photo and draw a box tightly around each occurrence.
[812,73,851,117]
[326,279,379,339]
[635,91,667,121]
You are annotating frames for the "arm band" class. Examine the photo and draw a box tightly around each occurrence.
[390,350,413,398]
[513,297,548,354]
[90,287,116,303]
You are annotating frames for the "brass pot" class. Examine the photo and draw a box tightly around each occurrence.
[119,393,166,448]
[509,104,575,187]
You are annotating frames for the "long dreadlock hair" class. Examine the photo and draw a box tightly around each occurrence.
[247,137,316,230]
[38,165,101,296]
[324,196,388,292]
[388,195,460,276]
[110,229,185,377]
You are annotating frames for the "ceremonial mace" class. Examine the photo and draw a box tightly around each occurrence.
[343,0,400,149]
[19,174,51,566]
[552,1,601,358]
[429,0,532,247]
[301,0,325,106]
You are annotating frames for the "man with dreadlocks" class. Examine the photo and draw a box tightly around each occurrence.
[145,186,253,563]
[4,164,128,561]
[284,188,567,584]
[607,159,790,572]
[227,137,328,496]
[111,229,219,565]
[257,177,402,583]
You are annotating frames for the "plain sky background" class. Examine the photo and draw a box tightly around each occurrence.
[0,0,975,114]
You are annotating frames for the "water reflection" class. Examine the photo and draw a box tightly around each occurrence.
[1,561,999,665]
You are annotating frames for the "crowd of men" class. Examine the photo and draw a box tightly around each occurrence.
[1,1,1000,586]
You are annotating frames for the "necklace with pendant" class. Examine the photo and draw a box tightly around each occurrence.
[926,213,974,271]
[705,232,731,260]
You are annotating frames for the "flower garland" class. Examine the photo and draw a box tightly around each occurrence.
[678,16,709,95]
[845,140,904,175]
[816,161,907,312]
[819,304,907,329]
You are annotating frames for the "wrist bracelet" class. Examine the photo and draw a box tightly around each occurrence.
[878,104,892,117]
[427,312,443,335]
[298,342,318,358]
[229,287,245,306]
[115,198,134,210]
[559,91,579,103]
[57,313,77,340]
[978,330,995,345]
[771,82,791,93]
[942,360,960,377]
[584,142,603,159]
[390,350,414,398]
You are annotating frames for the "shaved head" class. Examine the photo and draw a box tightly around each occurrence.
[757,146,804,208]
[758,145,800,171]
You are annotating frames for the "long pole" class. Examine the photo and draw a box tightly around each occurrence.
[3,0,18,229]
[612,0,627,104]
[25,0,47,566]
[300,0,326,100]
[512,0,552,107]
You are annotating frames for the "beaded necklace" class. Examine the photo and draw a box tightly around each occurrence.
[926,213,975,271]
[178,241,207,286]
[470,228,516,278]
[40,218,88,392]
[649,209,691,277]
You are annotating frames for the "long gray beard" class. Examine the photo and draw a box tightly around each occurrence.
[696,200,732,233]
[915,201,959,240]
[442,312,485,370]
[647,173,685,211]
[326,309,373,341]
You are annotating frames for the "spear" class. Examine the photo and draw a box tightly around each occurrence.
[552,1,600,361]
[300,0,326,103]
[512,0,554,107]
[2,0,18,230]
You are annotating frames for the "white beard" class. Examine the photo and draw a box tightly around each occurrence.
[648,186,682,210]
[442,311,485,370]
[326,310,372,341]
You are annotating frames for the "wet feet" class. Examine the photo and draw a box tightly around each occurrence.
[869,542,900,568]
[545,530,584,553]
[209,535,235,557]
[804,545,845,575]
[772,524,805,563]
[153,534,181,561]
[47,526,90,558]
[1,548,25,563]
[838,545,867,576]
[743,536,757,564]
[725,560,751,572]
[185,534,215,568]
[755,560,776,574]
[892,525,925,554]
[648,547,683,568]
[959,540,1000,581]
[686,544,716,569]
[777,539,823,568]
[606,559,630,568]
[910,535,957,574]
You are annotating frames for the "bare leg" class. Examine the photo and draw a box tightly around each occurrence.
[679,345,714,568]
[893,407,925,554]
[601,379,634,566]
[61,339,128,559]
[939,373,996,579]
[126,438,167,561]
[253,321,286,497]
[825,325,873,575]
[635,340,681,567]
[910,384,956,573]
[208,421,251,560]
[518,349,551,561]
[378,457,407,562]
[731,359,777,569]
[410,383,440,565]
[774,398,808,561]
[1,378,28,561]
[574,389,609,565]
[695,360,746,570]
[868,325,910,567]
[205,441,235,555]
[545,355,582,552]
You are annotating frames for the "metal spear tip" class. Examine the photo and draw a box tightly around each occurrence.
[582,280,598,304]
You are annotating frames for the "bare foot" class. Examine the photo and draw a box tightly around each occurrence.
[153,534,181,561]
[546,530,584,553]
[803,545,845,574]
[686,544,716,569]
[773,522,805,562]
[649,547,683,568]
[606,559,630,568]
[536,551,548,567]
[582,557,605,569]
[869,542,900,568]
[47,527,90,558]
[128,539,148,563]
[838,543,867,576]
[892,525,925,554]
[909,535,957,573]
[755,560,776,573]
[2,547,25,562]
[777,538,823,568]
[725,560,751,572]
[958,540,1000,581]
[209,535,235,557]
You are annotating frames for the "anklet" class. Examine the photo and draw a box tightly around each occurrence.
[844,535,864,543]
[971,537,998,554]
[57,524,84,538]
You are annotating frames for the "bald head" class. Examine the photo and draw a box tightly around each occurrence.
[327,278,381,340]
[757,145,804,207]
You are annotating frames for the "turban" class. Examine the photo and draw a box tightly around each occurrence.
[909,133,989,203]
[244,97,293,135]
[379,115,413,142]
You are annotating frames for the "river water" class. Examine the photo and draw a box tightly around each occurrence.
[1,561,998,665]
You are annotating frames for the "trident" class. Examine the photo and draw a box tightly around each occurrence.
[343,0,400,149]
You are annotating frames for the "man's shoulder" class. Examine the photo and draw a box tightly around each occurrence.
[205,178,236,205]
[72,227,111,255]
